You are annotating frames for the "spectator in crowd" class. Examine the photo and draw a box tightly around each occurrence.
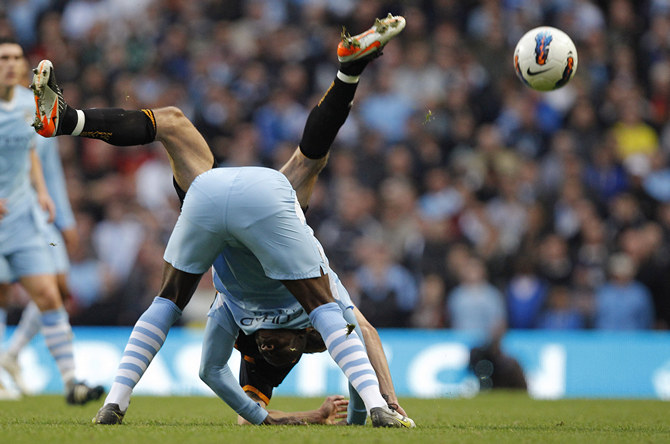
[505,256,548,329]
[536,285,586,330]
[594,253,654,330]
[411,273,446,329]
[353,239,419,328]
[446,256,506,338]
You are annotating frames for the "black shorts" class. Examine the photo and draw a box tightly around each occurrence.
[235,331,301,405]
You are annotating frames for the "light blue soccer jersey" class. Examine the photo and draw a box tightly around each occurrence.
[0,86,37,236]
[0,85,55,279]
[0,85,40,249]
[209,259,355,336]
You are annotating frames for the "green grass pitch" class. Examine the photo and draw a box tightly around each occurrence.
[2,392,669,444]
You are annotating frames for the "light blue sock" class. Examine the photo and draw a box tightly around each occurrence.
[342,308,368,425]
[347,383,368,425]
[309,302,386,413]
[104,297,182,411]
[41,307,76,390]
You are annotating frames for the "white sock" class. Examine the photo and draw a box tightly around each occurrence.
[336,71,361,84]
[104,297,182,411]
[309,303,386,413]
[41,307,76,390]
[7,302,42,358]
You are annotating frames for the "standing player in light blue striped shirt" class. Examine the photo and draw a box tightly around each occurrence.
[0,37,102,404]
[0,134,78,395]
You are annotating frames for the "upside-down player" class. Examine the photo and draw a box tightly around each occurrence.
[31,15,414,427]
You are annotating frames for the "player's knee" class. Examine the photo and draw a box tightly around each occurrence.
[0,283,10,307]
[198,363,214,387]
[154,106,187,136]
[29,285,61,311]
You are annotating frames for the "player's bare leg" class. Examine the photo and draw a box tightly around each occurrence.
[15,274,104,404]
[152,107,214,192]
[279,151,328,209]
[31,63,213,194]
[155,261,204,311]
[94,262,202,424]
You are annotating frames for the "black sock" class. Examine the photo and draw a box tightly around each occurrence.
[299,78,359,159]
[67,108,157,146]
[338,53,378,76]
[59,106,78,135]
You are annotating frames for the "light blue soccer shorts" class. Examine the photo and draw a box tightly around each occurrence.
[0,206,56,282]
[163,167,326,280]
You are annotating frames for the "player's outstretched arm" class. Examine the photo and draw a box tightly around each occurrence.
[239,395,348,426]
[202,316,348,426]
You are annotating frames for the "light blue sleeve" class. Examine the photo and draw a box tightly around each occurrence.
[199,316,269,425]
[36,137,75,230]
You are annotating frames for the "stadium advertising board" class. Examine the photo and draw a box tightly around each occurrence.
[3,328,670,399]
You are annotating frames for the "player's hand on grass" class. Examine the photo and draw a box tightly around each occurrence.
[318,395,349,425]
[257,395,348,425]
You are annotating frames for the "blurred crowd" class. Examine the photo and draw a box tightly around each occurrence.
[3,0,670,333]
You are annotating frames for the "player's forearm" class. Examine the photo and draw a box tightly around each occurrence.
[265,409,325,425]
[239,412,312,426]
[361,325,397,400]
[240,394,347,426]
[353,308,398,403]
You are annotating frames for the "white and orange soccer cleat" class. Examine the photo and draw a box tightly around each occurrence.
[337,13,406,64]
[30,59,67,137]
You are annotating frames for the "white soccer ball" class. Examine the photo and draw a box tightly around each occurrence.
[513,26,578,91]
